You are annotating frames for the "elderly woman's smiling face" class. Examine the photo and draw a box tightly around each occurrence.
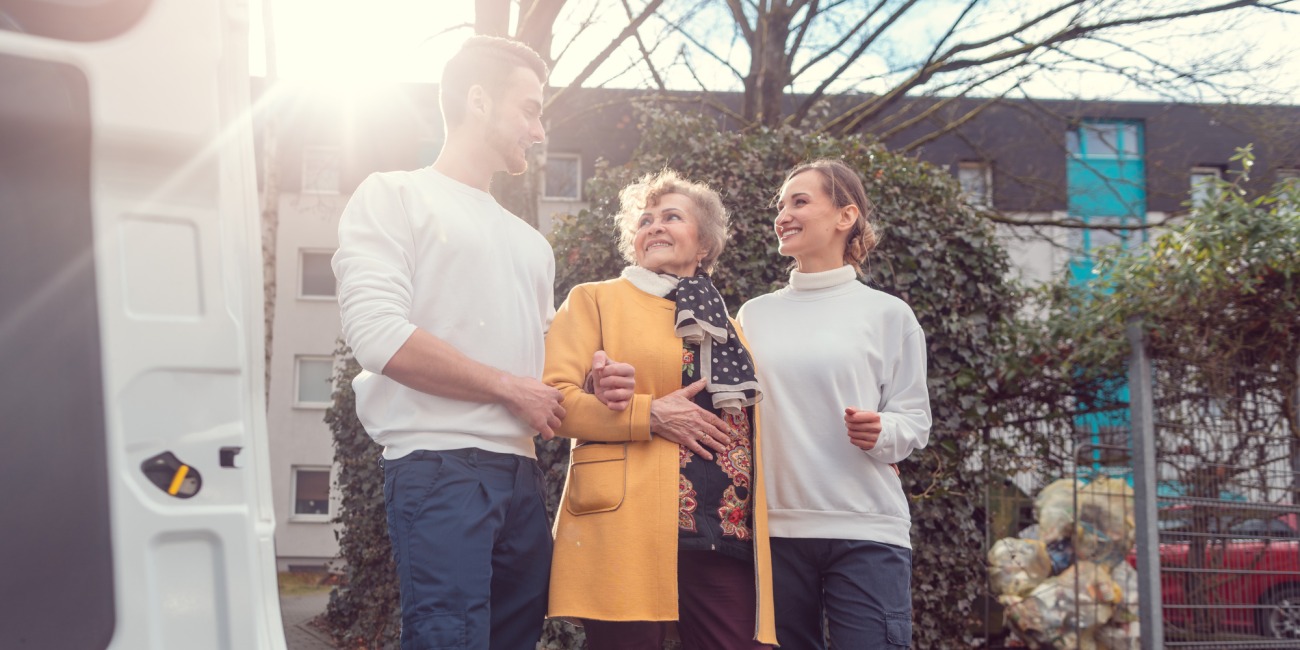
[633,192,707,277]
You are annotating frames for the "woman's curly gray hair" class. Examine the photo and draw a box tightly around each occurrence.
[615,169,730,274]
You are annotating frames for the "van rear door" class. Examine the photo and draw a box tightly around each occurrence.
[0,1,286,648]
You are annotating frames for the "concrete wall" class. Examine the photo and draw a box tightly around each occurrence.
[266,191,345,571]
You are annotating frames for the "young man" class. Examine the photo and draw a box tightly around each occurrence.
[332,36,630,650]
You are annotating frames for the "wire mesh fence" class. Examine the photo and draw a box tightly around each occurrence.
[981,347,1299,650]
[1150,355,1300,648]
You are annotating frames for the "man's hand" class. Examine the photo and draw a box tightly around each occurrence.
[591,351,636,412]
[649,380,731,460]
[845,407,883,451]
[504,375,566,440]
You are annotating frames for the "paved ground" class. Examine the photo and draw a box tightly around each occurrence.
[280,591,337,649]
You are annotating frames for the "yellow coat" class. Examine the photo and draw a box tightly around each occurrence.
[543,277,777,645]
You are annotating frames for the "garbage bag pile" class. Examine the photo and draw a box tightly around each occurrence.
[988,478,1140,649]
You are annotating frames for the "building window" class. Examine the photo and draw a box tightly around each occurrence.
[545,154,581,200]
[291,467,331,521]
[1067,122,1141,157]
[299,250,337,299]
[1189,167,1222,204]
[302,146,341,194]
[957,161,992,207]
[295,356,334,408]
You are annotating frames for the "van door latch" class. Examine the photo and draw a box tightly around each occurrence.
[141,451,201,498]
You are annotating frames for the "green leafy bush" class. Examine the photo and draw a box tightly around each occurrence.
[995,147,1300,472]
[322,346,401,649]
[550,103,1018,649]
[1038,147,1299,370]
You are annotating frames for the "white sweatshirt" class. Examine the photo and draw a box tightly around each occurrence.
[737,265,931,548]
[332,168,555,460]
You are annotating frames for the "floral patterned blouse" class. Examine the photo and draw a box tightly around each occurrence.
[677,341,755,563]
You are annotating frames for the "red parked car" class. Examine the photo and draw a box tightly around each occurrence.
[1133,513,1300,640]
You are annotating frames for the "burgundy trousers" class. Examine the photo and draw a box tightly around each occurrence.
[582,550,772,650]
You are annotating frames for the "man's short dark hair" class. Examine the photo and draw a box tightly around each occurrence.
[440,36,549,128]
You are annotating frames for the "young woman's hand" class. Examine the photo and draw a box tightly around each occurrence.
[590,351,636,411]
[650,380,731,460]
[844,407,883,451]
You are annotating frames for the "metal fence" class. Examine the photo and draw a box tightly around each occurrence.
[981,323,1299,650]
[1145,341,1300,648]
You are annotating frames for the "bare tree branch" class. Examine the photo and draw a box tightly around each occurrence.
[681,53,753,127]
[787,0,820,65]
[983,211,1178,231]
[547,0,668,109]
[900,90,1016,151]
[549,0,602,74]
[789,0,886,81]
[419,22,474,46]
[661,22,746,81]
[622,0,667,92]
[789,0,921,127]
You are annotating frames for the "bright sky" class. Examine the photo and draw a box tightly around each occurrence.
[248,0,1300,104]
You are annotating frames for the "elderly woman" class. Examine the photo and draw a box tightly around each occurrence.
[543,170,777,650]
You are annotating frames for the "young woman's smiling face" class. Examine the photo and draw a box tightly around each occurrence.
[774,171,844,259]
[632,192,706,277]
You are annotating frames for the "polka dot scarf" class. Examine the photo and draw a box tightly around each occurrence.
[666,273,763,415]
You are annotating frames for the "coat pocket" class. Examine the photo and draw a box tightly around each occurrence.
[565,442,627,516]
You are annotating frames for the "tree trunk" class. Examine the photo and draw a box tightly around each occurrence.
[475,0,567,230]
[475,0,510,37]
[757,14,791,127]
[515,0,567,68]
[741,73,760,123]
[261,0,280,410]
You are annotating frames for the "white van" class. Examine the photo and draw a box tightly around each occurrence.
[1,1,287,648]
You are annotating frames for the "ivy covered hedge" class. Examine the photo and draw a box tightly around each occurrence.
[324,103,1022,649]
[550,103,1018,648]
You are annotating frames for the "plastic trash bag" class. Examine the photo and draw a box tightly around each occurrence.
[1095,621,1140,650]
[1046,538,1075,576]
[1109,561,1140,618]
[1074,478,1135,568]
[989,537,1052,597]
[1020,523,1041,541]
[1036,479,1083,546]
[1003,562,1121,650]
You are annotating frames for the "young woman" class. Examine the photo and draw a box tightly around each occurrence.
[737,160,932,650]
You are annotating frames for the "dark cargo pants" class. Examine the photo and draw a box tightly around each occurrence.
[770,537,913,650]
[383,448,552,650]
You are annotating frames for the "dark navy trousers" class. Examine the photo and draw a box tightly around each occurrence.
[770,537,913,650]
[382,448,552,650]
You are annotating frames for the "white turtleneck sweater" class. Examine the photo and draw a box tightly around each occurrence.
[737,265,931,548]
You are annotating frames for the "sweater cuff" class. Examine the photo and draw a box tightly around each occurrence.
[357,322,419,374]
[866,425,894,460]
[627,394,653,441]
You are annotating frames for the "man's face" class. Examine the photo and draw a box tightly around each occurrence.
[484,67,546,175]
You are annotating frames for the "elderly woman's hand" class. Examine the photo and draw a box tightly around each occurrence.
[591,351,636,411]
[649,380,732,460]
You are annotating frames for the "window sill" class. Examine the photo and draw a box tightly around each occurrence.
[296,294,338,302]
[293,402,331,410]
[288,514,333,524]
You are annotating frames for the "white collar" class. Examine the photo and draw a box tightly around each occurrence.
[789,265,857,291]
[621,266,679,298]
